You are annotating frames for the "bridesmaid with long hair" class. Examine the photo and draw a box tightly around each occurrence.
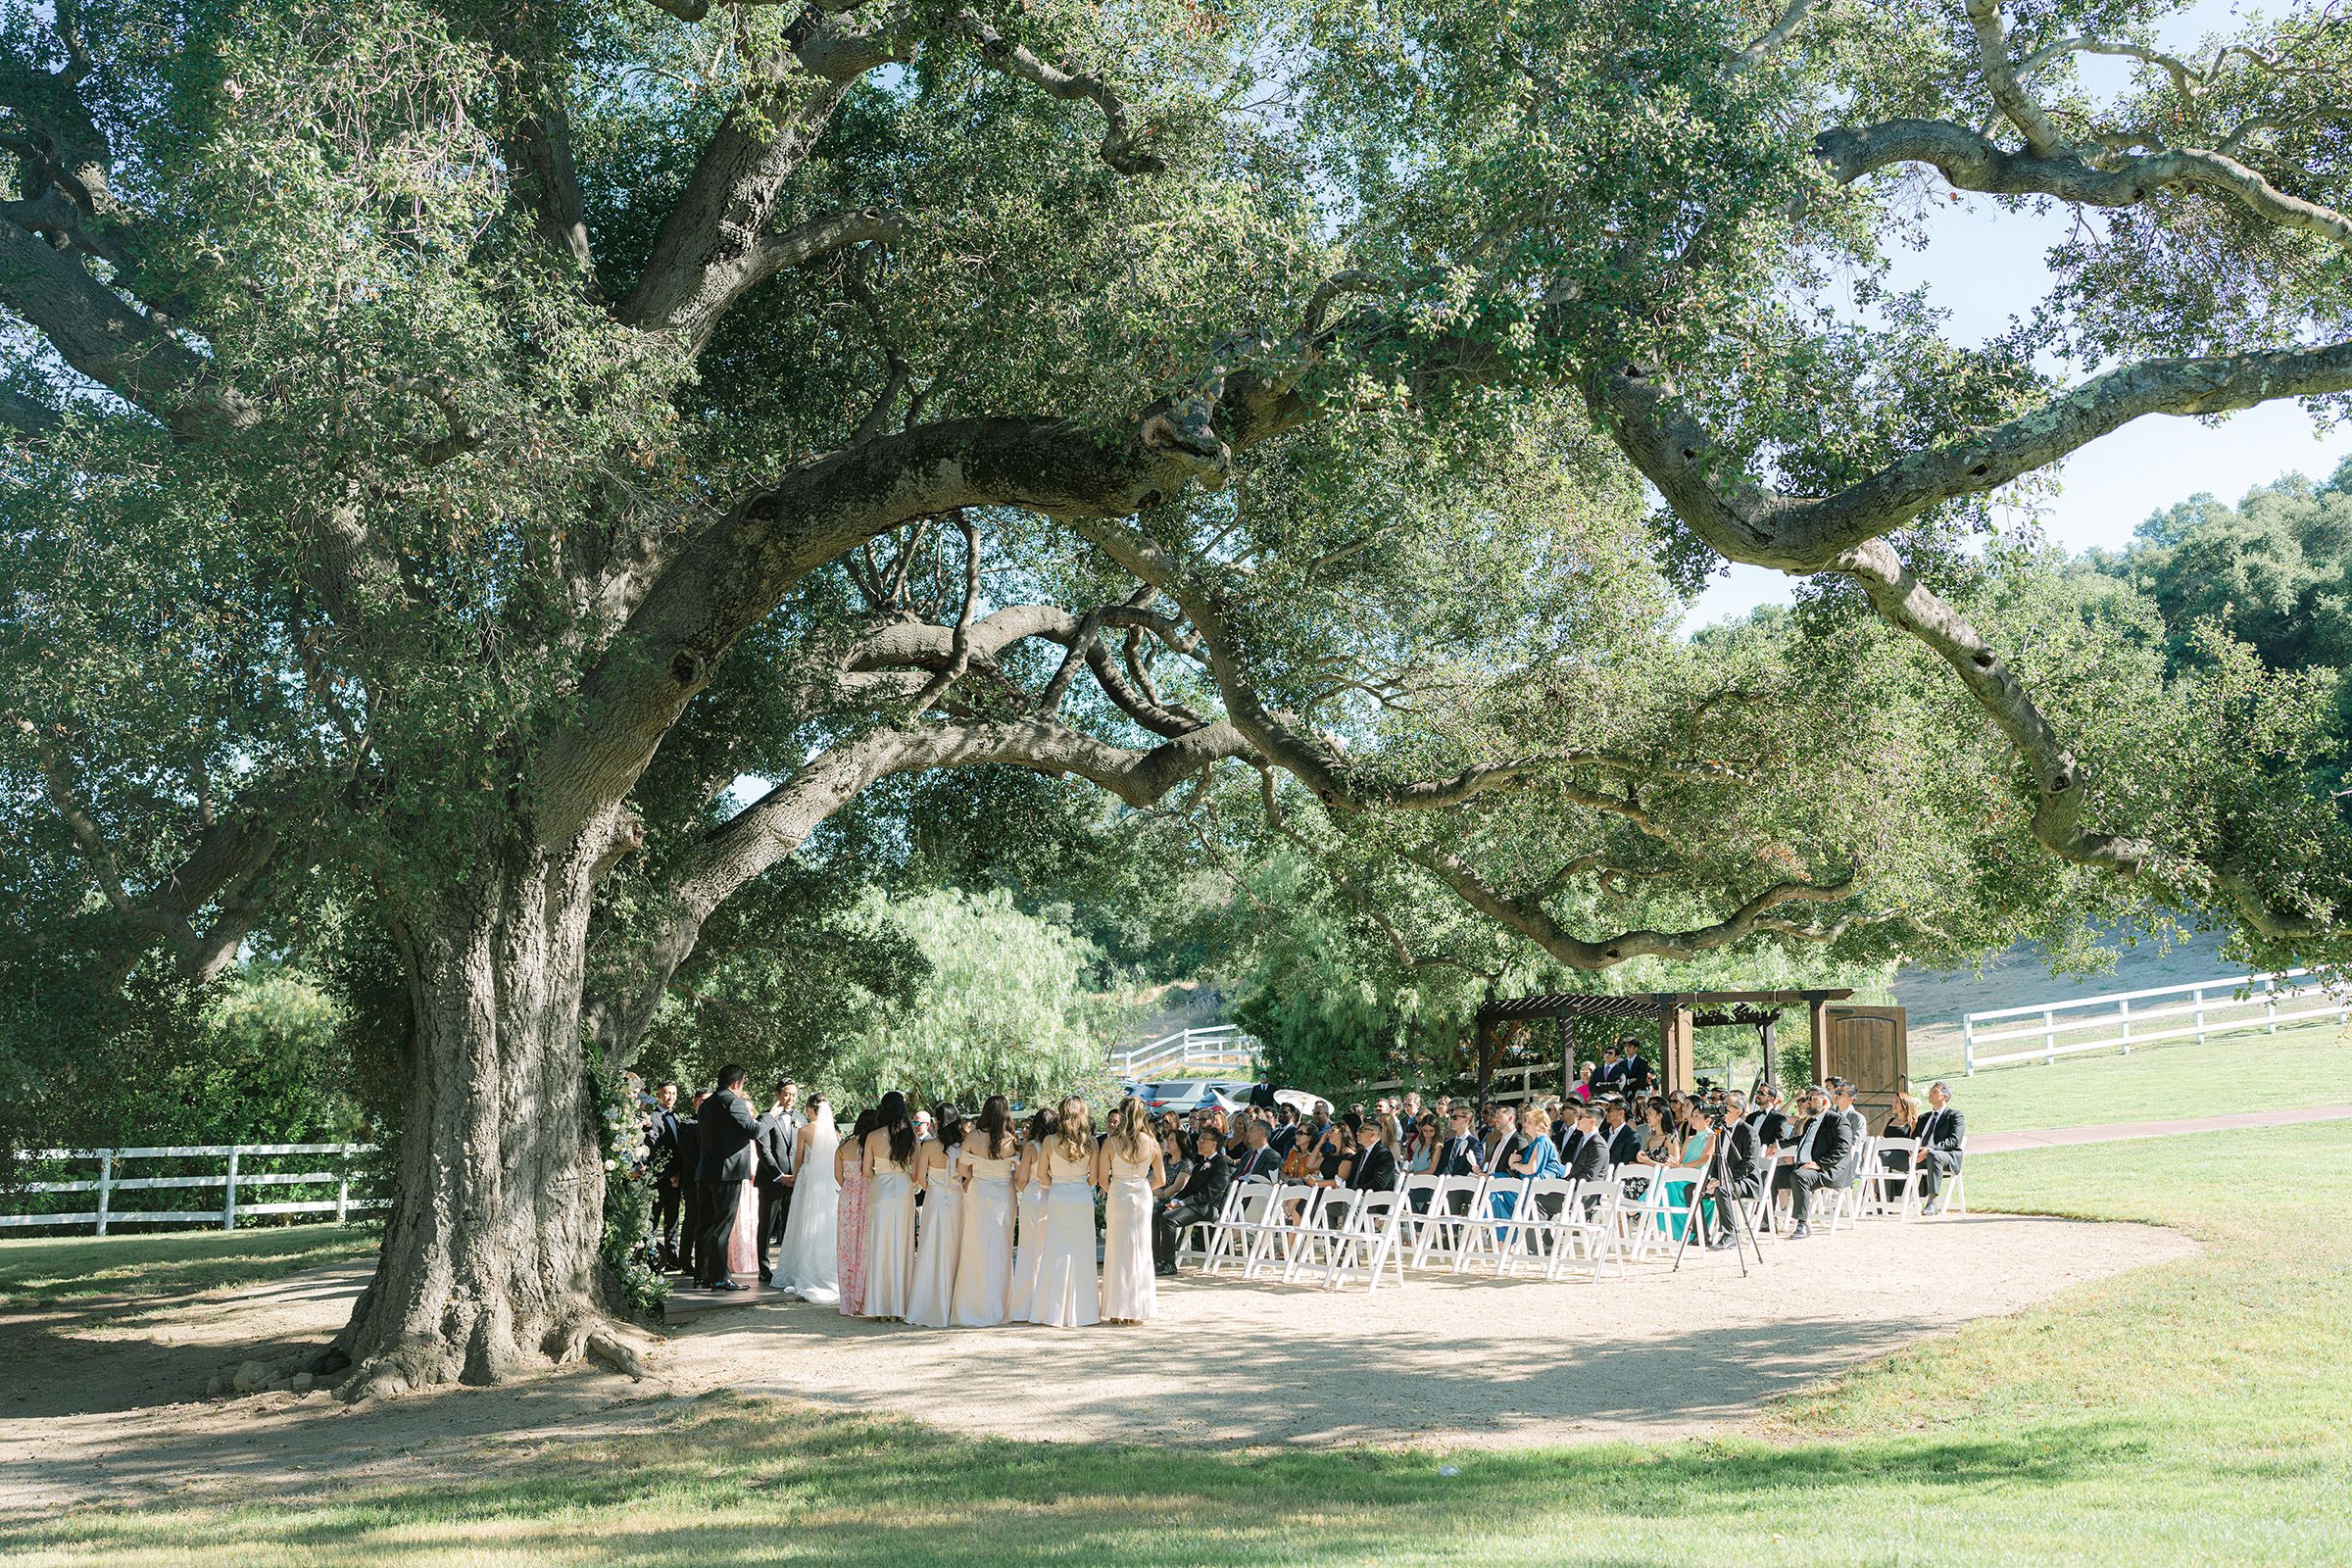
[1028,1097,1101,1328]
[1098,1097,1164,1324]
[836,1106,876,1317]
[952,1096,1019,1327]
[861,1092,919,1319]
[1005,1106,1054,1322]
[906,1105,966,1329]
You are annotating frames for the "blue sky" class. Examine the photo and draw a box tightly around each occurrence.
[1681,0,2351,630]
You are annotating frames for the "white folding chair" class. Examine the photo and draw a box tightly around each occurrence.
[1501,1177,1595,1279]
[1410,1174,1486,1270]
[1395,1173,1446,1265]
[1284,1188,1366,1283]
[1744,1152,1788,1243]
[1819,1158,1865,1235]
[1190,1181,1252,1269]
[1452,1175,1530,1274]
[1325,1189,1408,1291]
[1244,1183,1324,1280]
[1862,1137,1923,1220]
[1607,1167,1669,1263]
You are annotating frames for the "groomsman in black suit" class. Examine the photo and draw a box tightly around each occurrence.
[1620,1038,1654,1096]
[646,1081,685,1268]
[1915,1081,1967,1215]
[754,1079,803,1285]
[675,1088,708,1277]
[1772,1085,1859,1237]
[694,1066,761,1291]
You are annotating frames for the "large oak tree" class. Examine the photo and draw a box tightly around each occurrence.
[5,0,2349,1395]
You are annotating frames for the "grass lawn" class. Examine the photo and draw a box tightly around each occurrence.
[2,1125,2345,1565]
[0,1222,378,1308]
[1928,1015,2351,1133]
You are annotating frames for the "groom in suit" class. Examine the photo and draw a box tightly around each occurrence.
[754,1079,802,1285]
[694,1065,761,1291]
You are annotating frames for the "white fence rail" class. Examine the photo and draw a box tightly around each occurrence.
[1962,967,2347,1075]
[1109,1024,1260,1082]
[2,1143,382,1235]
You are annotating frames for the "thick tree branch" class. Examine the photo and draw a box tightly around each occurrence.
[951,10,1164,175]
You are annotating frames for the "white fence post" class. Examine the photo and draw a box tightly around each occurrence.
[2193,987,2207,1046]
[2118,996,2132,1055]
[1962,1017,1977,1077]
[221,1147,240,1231]
[94,1152,114,1237]
[2043,1008,2057,1066]
[336,1143,352,1223]
[2266,976,2278,1034]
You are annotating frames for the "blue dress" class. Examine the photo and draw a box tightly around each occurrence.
[1658,1132,1713,1241]
[1491,1135,1564,1224]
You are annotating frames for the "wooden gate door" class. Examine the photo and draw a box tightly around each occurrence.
[1817,1005,1908,1132]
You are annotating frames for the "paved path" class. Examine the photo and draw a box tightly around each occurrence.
[1972,1103,2352,1152]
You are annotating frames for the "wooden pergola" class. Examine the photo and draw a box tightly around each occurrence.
[1470,988,1856,1107]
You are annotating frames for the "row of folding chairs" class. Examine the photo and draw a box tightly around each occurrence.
[1177,1136,1971,1289]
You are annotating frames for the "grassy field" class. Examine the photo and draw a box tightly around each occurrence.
[1923,1015,2350,1132]
[0,1223,378,1308]
[2,1121,2344,1566]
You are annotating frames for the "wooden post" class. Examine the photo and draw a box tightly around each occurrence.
[222,1148,240,1231]
[1808,997,1832,1085]
[1558,1017,1573,1100]
[94,1152,114,1238]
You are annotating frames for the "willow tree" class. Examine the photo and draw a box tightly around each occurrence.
[6,0,2350,1396]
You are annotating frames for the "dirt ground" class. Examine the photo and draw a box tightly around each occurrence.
[0,1212,2192,1518]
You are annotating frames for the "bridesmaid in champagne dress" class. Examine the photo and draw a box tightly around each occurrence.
[836,1107,875,1318]
[906,1106,966,1328]
[1098,1096,1164,1324]
[1027,1097,1100,1328]
[952,1096,1019,1327]
[1005,1107,1052,1322]
[861,1093,919,1319]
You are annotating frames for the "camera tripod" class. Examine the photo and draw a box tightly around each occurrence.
[1668,1120,1763,1276]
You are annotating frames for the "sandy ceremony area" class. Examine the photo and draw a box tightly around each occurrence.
[0,1211,2192,1518]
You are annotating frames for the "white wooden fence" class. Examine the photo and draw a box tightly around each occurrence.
[1,1143,382,1235]
[1962,967,2347,1075]
[1109,1024,1260,1082]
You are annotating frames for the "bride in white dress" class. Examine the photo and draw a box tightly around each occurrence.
[1098,1096,1164,1324]
[1027,1097,1101,1328]
[775,1095,840,1304]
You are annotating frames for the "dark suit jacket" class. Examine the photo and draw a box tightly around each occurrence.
[1559,1126,1592,1169]
[1567,1135,1610,1184]
[1267,1123,1299,1158]
[675,1113,704,1186]
[1606,1123,1643,1166]
[647,1108,682,1174]
[1436,1133,1485,1178]
[1719,1115,1762,1187]
[1348,1144,1400,1192]
[1181,1152,1234,1212]
[696,1089,761,1183]
[1746,1107,1788,1152]
[1230,1144,1282,1183]
[1790,1111,1859,1185]
[1595,1060,1628,1095]
[1622,1054,1654,1094]
[1918,1106,1966,1163]
[754,1107,801,1191]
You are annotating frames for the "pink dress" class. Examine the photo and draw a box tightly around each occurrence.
[727,1180,758,1278]
[837,1157,869,1317]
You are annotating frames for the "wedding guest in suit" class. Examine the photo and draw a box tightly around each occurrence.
[1267,1104,1301,1159]
[1707,1090,1763,1249]
[1594,1044,1626,1097]
[1621,1040,1654,1096]
[1604,1099,1643,1165]
[1915,1081,1967,1215]
[694,1067,761,1290]
[1772,1085,1859,1238]
[754,1079,802,1285]
[1155,1128,1233,1273]
[1436,1105,1485,1177]
[1230,1118,1282,1184]
[1347,1118,1401,1192]
[1745,1084,1790,1157]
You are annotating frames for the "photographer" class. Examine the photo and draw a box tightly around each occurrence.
[1704,1090,1762,1250]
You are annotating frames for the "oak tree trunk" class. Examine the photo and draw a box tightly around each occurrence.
[324,820,636,1398]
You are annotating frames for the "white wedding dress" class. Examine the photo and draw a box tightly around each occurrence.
[776,1106,840,1305]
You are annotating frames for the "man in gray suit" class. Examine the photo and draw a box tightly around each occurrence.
[754,1078,803,1285]
[1915,1080,1967,1215]
[1772,1085,1859,1238]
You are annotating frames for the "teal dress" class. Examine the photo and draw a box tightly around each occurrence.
[1658,1132,1713,1241]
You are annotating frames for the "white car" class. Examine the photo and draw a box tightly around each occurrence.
[1131,1079,1254,1114]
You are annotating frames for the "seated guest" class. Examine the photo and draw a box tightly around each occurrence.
[1915,1080,1967,1216]
[1230,1118,1283,1184]
[1635,1102,1677,1165]
[1744,1084,1789,1157]
[1558,1105,1594,1171]
[1510,1107,1565,1179]
[1435,1105,1485,1177]
[1565,1103,1610,1214]
[1879,1092,1921,1172]
[1771,1085,1860,1238]
[1484,1104,1526,1176]
[1403,1112,1440,1175]
[1153,1128,1233,1274]
[1570,1061,1595,1103]
[1347,1120,1400,1192]
[1267,1104,1301,1158]
[1603,1099,1643,1166]
[1156,1126,1194,1201]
